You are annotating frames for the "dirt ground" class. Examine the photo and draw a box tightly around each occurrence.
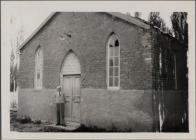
[10,110,103,132]
[10,110,131,132]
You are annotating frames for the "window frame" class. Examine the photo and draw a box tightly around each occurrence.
[34,47,43,89]
[106,34,120,90]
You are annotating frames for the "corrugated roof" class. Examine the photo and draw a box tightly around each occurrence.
[19,12,150,51]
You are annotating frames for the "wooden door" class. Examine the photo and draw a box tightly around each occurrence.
[63,75,80,123]
[72,76,80,122]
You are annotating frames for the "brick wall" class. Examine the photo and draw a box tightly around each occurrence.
[18,12,152,90]
[81,88,153,131]
[18,88,153,132]
[17,12,154,131]
[18,89,56,122]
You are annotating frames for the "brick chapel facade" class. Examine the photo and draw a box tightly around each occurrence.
[17,12,188,132]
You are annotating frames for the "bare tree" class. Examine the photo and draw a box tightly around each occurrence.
[148,12,167,32]
[10,46,16,91]
[171,12,188,45]
[10,16,24,92]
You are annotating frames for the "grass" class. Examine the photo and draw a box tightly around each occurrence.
[10,110,50,132]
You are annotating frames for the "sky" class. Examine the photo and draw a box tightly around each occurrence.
[2,2,173,55]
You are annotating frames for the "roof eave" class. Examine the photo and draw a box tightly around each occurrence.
[18,12,57,51]
[105,12,150,30]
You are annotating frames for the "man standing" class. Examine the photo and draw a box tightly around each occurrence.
[55,86,65,125]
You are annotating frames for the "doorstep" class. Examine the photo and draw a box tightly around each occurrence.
[44,122,80,132]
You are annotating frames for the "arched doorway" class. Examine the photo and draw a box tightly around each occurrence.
[60,51,81,124]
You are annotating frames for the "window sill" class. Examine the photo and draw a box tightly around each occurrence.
[107,87,120,90]
[34,88,42,91]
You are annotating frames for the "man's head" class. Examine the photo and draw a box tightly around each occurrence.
[56,86,61,92]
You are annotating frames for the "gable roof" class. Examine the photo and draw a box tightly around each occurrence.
[106,12,150,29]
[19,12,150,51]
[19,12,57,51]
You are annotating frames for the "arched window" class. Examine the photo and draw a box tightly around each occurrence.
[107,34,120,89]
[34,47,43,89]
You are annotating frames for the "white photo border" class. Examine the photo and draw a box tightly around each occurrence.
[1,1,195,140]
